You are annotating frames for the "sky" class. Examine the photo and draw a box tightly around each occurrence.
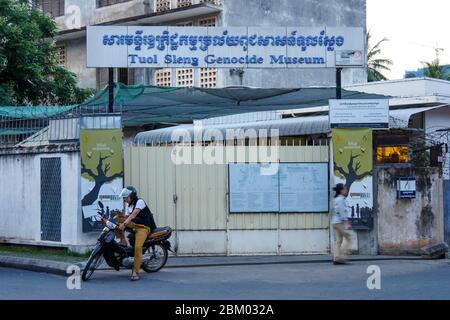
[367,0,450,80]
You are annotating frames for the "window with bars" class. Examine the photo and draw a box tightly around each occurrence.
[200,68,217,88]
[96,68,135,89]
[155,69,172,87]
[177,21,194,26]
[177,69,194,87]
[155,0,171,12]
[177,0,192,8]
[97,0,131,8]
[198,16,218,27]
[56,45,66,66]
[118,68,135,85]
[199,16,218,87]
[199,0,222,5]
[34,0,65,17]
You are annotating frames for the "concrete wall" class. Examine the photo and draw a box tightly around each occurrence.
[55,0,147,32]
[0,152,97,251]
[376,168,444,255]
[221,0,368,87]
[65,37,97,88]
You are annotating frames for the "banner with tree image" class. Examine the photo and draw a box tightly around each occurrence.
[81,129,123,232]
[332,128,373,229]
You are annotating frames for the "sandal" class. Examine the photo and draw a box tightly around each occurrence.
[130,275,140,281]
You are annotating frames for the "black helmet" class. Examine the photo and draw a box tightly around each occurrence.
[119,186,137,200]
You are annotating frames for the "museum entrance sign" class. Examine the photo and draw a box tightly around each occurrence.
[87,26,365,69]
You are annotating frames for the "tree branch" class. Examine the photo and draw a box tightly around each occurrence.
[96,154,111,177]
[356,171,372,181]
[104,163,111,175]
[81,160,97,179]
[334,161,348,177]
[355,161,361,173]
[106,172,123,183]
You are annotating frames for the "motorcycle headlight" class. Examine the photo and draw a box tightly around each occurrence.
[106,221,116,230]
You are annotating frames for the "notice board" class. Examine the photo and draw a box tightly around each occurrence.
[228,163,329,213]
[279,163,329,212]
[228,163,280,213]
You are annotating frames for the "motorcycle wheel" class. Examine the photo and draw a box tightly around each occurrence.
[141,243,168,273]
[82,252,103,281]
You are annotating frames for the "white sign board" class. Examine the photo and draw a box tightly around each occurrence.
[228,163,329,213]
[335,50,364,67]
[87,26,365,69]
[279,163,329,212]
[397,177,416,199]
[228,163,279,213]
[329,99,390,129]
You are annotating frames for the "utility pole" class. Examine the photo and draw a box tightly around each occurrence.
[336,68,342,99]
[108,68,114,113]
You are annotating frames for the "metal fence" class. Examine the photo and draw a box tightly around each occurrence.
[0,104,121,152]
[40,158,62,242]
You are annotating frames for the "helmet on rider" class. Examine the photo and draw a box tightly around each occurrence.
[120,186,137,204]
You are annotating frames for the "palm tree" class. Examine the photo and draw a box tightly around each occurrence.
[366,32,393,82]
[422,58,450,80]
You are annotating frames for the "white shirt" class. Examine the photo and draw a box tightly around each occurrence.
[125,199,147,216]
[332,195,350,225]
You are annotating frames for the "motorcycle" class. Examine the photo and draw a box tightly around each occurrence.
[82,201,172,281]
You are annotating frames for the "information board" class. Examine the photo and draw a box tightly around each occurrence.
[228,163,279,213]
[228,163,329,213]
[329,99,389,129]
[279,163,329,212]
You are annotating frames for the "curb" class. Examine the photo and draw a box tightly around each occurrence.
[164,256,424,269]
[0,256,80,276]
[0,254,425,276]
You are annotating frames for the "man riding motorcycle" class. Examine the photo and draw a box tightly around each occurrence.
[116,186,157,281]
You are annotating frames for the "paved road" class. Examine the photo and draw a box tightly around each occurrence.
[1,259,449,300]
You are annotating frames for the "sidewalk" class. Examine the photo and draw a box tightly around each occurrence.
[0,253,427,276]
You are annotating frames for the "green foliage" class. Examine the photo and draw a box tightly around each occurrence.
[0,0,95,105]
[410,140,430,168]
[421,58,450,80]
[366,31,393,82]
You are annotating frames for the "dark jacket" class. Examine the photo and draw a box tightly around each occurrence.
[130,198,157,231]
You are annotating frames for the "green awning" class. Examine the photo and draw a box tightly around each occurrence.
[0,105,77,119]
[119,86,388,126]
[1,83,389,126]
[0,129,40,136]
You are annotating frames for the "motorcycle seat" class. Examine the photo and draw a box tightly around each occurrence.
[149,226,172,240]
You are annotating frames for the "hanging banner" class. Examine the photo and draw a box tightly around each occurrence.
[80,129,124,233]
[332,128,373,229]
[86,26,365,69]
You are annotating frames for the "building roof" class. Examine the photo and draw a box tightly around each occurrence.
[134,105,449,145]
[344,77,450,102]
[56,3,222,41]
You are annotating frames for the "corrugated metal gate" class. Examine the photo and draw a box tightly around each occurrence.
[40,158,62,242]
[445,181,450,246]
[124,144,330,255]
